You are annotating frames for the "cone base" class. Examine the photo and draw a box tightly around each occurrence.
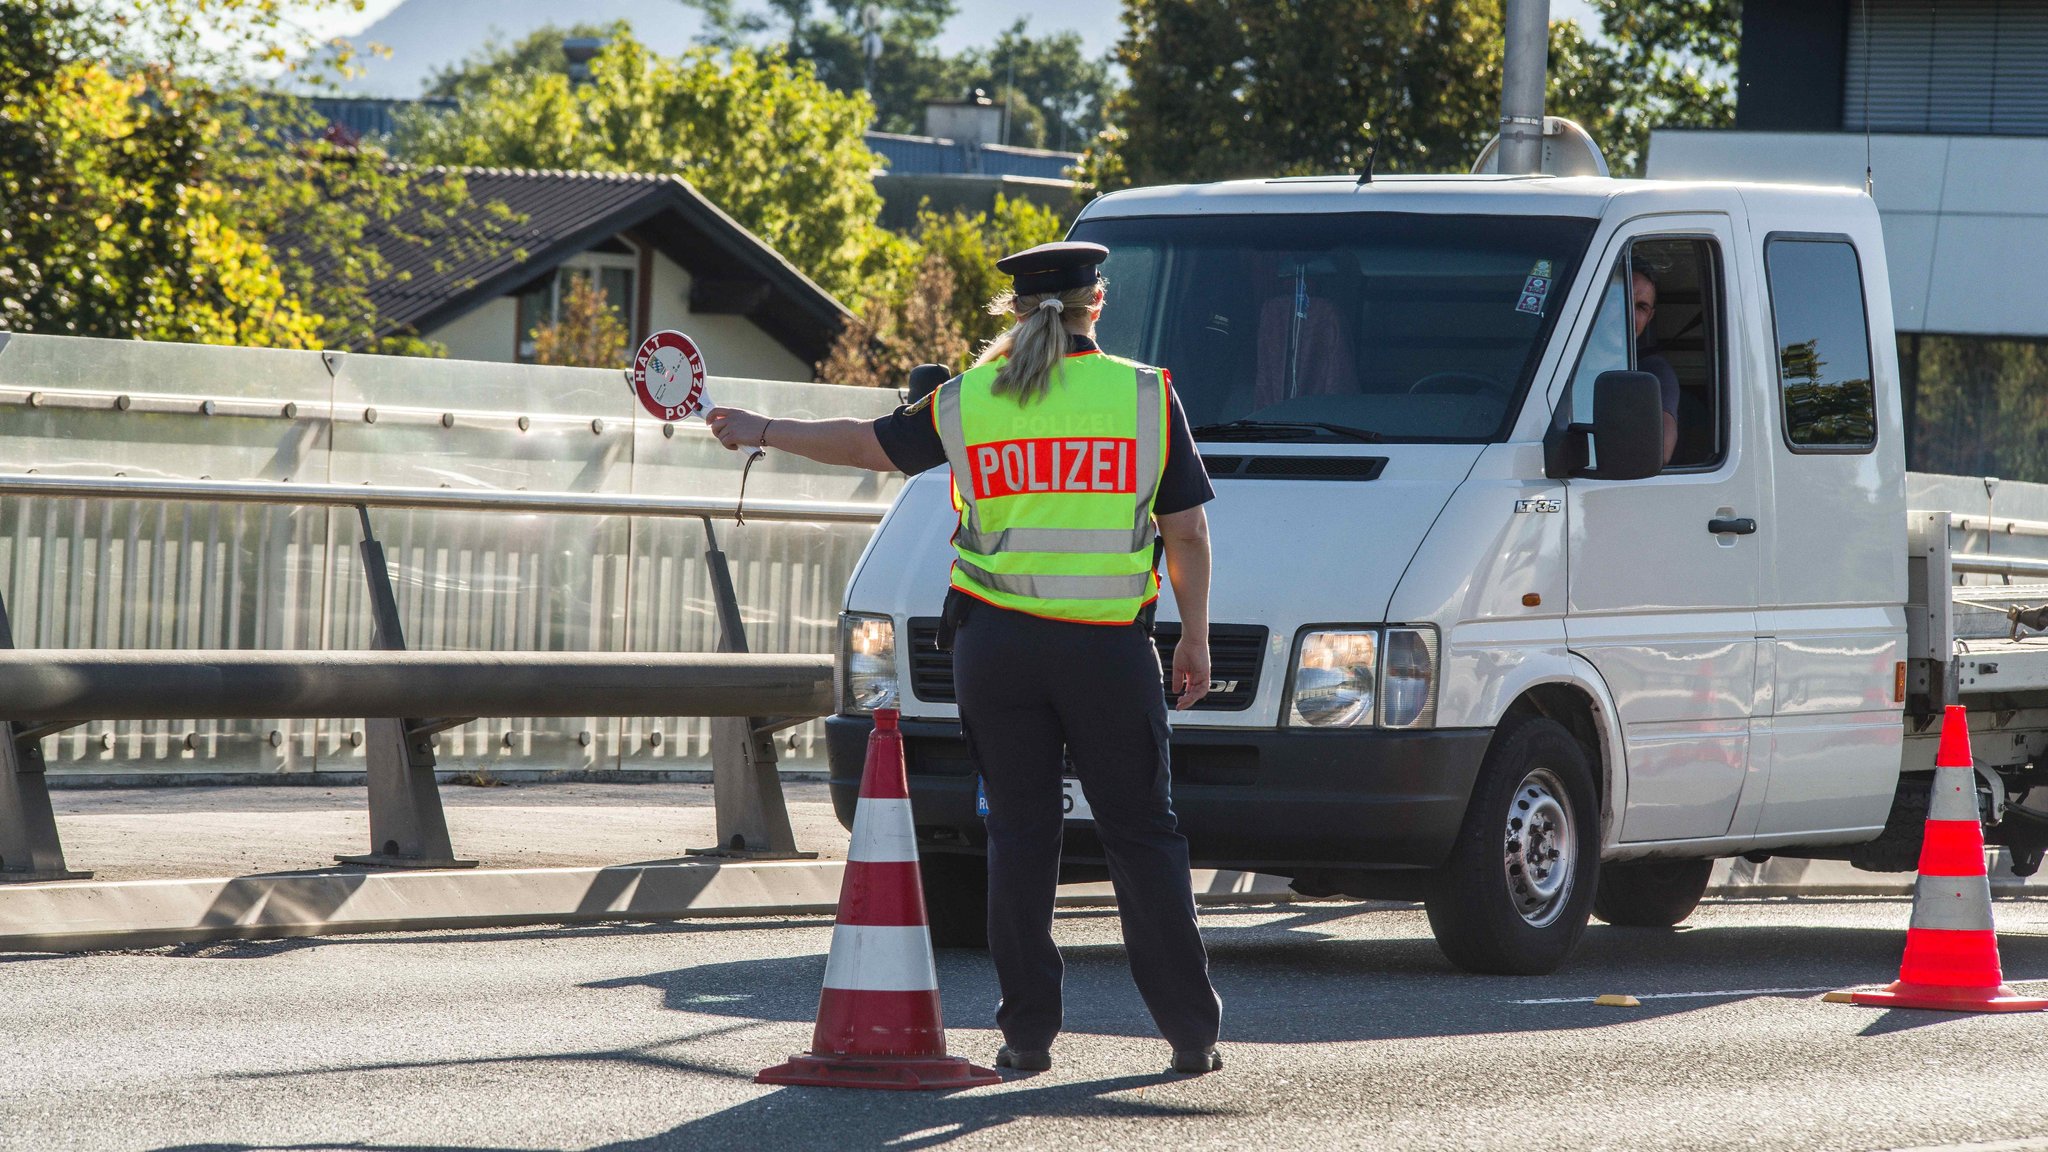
[1844,980,2048,1013]
[757,1051,1001,1091]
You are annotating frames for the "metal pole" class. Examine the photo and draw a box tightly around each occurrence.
[1498,0,1551,176]
[0,590,90,883]
[336,506,475,871]
[693,518,810,860]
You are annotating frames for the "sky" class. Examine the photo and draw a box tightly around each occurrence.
[307,0,1602,98]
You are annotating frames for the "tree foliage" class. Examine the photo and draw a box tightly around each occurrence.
[530,273,632,368]
[1082,0,1741,190]
[396,28,895,302]
[1,0,491,351]
[818,193,1066,384]
[683,1,1113,150]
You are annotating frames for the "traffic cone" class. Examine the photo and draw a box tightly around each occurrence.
[1843,705,2048,1012]
[757,708,1000,1089]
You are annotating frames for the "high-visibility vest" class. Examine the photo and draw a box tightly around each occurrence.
[933,352,1169,624]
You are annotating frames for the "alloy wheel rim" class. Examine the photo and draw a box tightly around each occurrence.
[1502,766,1575,927]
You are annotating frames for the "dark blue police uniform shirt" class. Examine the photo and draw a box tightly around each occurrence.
[870,336,1216,515]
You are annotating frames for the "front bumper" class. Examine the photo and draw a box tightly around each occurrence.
[824,714,1491,871]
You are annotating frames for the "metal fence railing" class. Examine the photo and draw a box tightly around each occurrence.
[0,332,902,780]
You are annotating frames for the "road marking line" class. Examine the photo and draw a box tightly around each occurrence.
[1510,976,2048,1006]
[1509,986,1836,1005]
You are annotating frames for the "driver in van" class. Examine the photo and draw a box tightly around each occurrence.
[1632,269,1680,465]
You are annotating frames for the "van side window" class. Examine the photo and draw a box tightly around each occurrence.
[1564,236,1726,470]
[1765,238,1876,451]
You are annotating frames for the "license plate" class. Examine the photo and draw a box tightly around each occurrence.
[1061,778,1093,822]
[973,777,1094,822]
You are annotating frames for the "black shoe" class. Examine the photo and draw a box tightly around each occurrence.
[1171,1046,1223,1075]
[995,1045,1051,1072]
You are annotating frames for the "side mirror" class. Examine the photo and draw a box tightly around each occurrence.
[906,363,949,406]
[1588,370,1665,481]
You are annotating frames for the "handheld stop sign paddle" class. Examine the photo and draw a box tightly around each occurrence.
[630,329,769,521]
[630,329,713,422]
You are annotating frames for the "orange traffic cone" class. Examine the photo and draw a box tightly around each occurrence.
[757,708,1000,1089]
[1844,705,2048,1012]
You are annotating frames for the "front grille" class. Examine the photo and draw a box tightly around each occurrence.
[906,617,1266,711]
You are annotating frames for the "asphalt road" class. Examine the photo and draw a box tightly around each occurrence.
[8,898,2048,1152]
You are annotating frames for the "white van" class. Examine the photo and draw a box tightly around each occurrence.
[826,175,2048,974]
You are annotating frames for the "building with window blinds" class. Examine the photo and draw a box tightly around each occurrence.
[1648,0,2048,484]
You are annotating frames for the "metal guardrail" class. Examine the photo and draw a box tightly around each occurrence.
[0,651,833,725]
[0,473,889,525]
[0,471,878,885]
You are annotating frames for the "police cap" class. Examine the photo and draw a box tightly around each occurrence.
[996,241,1108,296]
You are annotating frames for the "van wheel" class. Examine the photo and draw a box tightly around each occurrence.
[920,851,988,949]
[1593,859,1714,927]
[1423,717,1600,975]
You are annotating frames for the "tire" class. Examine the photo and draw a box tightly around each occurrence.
[919,851,989,949]
[1423,717,1601,975]
[1593,858,1713,927]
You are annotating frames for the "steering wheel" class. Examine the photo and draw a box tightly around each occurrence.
[1407,371,1507,396]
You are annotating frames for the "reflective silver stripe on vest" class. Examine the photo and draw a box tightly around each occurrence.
[952,559,1153,601]
[933,378,983,537]
[1907,873,1996,932]
[956,524,1152,555]
[1133,367,1164,534]
[1928,765,1980,824]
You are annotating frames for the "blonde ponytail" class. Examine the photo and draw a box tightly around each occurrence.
[974,281,1103,404]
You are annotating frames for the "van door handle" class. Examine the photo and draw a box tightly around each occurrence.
[1708,517,1757,536]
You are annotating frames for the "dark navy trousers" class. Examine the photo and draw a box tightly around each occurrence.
[951,600,1222,1053]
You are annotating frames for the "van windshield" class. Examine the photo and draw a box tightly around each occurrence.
[1068,212,1597,443]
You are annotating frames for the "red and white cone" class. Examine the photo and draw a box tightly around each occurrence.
[1842,705,2048,1012]
[757,708,1000,1089]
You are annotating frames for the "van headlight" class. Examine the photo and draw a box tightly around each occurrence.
[1286,630,1379,727]
[1379,626,1439,729]
[837,613,897,714]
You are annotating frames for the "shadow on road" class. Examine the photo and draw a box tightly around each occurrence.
[573,902,2048,1044]
[158,1072,1220,1152]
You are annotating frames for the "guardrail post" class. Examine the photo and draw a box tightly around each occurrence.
[335,506,476,870]
[0,591,89,882]
[692,517,811,860]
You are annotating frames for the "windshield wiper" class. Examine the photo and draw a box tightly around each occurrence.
[1191,419,1383,443]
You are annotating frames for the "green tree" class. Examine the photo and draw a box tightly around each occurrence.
[396,28,898,303]
[423,23,621,101]
[912,193,1067,354]
[2,1,497,352]
[1559,0,1741,175]
[687,0,970,135]
[1083,0,1740,190]
[969,20,1115,152]
[817,193,1066,382]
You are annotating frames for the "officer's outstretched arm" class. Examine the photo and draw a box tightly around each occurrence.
[706,407,897,472]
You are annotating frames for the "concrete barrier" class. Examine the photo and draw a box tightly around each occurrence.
[0,864,1296,953]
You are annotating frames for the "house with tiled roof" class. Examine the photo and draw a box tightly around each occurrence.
[305,166,852,381]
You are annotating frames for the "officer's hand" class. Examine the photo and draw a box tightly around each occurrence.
[706,407,767,451]
[1171,637,1210,710]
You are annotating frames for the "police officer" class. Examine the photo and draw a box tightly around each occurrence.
[706,241,1224,1075]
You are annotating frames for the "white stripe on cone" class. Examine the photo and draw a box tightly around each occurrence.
[1909,873,1997,932]
[848,798,919,863]
[1928,765,1979,822]
[822,923,940,992]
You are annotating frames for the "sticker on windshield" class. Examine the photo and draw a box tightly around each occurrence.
[1516,259,1554,316]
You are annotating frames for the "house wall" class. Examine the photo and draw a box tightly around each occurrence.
[422,241,817,382]
[429,296,518,363]
[642,247,815,382]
